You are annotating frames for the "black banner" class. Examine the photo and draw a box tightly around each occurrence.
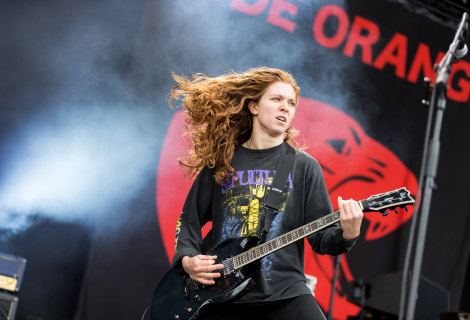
[1,0,470,319]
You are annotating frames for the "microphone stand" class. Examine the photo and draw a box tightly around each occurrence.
[400,12,469,320]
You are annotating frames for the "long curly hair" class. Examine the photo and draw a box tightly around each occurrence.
[168,67,301,184]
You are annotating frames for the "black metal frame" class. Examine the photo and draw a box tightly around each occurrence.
[384,0,470,29]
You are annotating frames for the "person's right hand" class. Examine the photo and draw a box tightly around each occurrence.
[182,255,224,285]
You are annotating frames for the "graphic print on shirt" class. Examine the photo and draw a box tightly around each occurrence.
[259,210,284,275]
[219,169,292,239]
[219,169,292,276]
[174,216,183,251]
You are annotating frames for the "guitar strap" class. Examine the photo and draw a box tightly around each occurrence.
[257,142,296,245]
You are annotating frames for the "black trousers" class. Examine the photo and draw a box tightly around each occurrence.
[203,294,327,320]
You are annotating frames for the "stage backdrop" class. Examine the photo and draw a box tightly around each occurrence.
[1,0,470,320]
[77,0,470,319]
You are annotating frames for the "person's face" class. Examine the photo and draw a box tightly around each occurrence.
[249,81,297,139]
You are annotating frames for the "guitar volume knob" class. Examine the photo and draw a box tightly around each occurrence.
[194,295,201,301]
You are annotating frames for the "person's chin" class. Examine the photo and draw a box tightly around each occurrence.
[268,130,286,139]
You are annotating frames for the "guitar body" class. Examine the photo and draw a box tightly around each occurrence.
[150,236,259,320]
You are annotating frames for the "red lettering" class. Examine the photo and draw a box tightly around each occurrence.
[448,60,470,102]
[407,49,470,103]
[436,51,446,63]
[266,0,298,32]
[406,47,445,83]
[343,16,380,65]
[373,33,408,79]
[407,45,446,84]
[230,0,270,15]
[407,43,433,83]
[313,5,350,49]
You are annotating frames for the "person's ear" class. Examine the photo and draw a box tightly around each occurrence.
[248,101,258,115]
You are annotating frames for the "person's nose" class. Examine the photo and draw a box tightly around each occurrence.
[280,101,288,112]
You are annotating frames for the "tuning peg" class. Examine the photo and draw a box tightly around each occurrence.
[393,208,398,214]
[382,211,389,217]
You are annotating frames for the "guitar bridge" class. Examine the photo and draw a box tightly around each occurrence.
[222,257,235,278]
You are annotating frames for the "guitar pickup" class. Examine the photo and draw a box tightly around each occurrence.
[223,258,235,278]
[224,267,232,277]
[182,276,190,298]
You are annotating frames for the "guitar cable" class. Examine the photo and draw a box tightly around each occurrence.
[141,305,150,320]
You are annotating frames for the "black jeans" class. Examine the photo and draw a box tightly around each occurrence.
[203,294,327,320]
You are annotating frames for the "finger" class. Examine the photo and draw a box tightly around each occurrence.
[198,261,225,273]
[194,275,216,285]
[207,271,221,278]
[342,199,352,218]
[205,264,224,273]
[337,196,343,213]
[194,263,224,273]
[353,201,363,216]
[198,259,218,267]
[196,272,222,284]
[347,200,361,217]
[198,272,220,279]
[347,199,357,216]
[198,255,217,260]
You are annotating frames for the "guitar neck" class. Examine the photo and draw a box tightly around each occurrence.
[232,210,341,269]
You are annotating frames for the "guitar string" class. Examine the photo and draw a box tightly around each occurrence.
[185,211,339,288]
[185,218,327,288]
[232,199,409,270]
[185,196,409,288]
[185,224,321,288]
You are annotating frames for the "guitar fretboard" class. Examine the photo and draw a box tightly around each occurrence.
[232,210,341,269]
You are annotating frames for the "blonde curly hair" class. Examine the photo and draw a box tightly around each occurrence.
[168,67,301,184]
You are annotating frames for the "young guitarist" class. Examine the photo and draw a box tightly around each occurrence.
[169,67,363,319]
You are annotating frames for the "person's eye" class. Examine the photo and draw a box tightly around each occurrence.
[273,97,280,101]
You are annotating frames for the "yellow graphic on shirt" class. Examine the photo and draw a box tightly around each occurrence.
[226,194,243,221]
[220,171,289,238]
[175,216,183,252]
[240,198,258,236]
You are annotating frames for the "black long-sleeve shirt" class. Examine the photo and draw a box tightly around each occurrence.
[172,142,357,303]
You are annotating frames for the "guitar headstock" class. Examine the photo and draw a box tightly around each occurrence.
[359,187,415,216]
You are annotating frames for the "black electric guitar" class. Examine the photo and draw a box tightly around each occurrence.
[150,187,415,320]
